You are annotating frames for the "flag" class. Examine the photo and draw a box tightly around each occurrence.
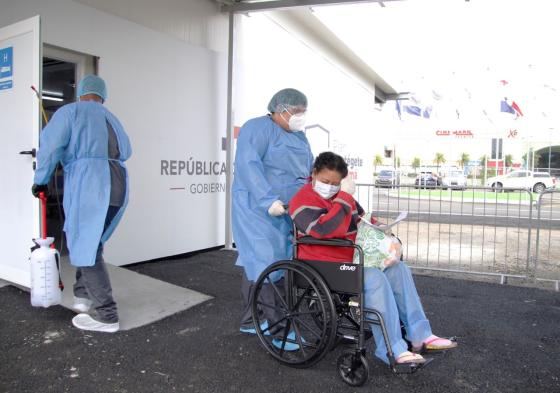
[500,100,515,114]
[510,101,523,116]
[404,105,422,116]
[395,94,433,120]
[499,80,523,118]
[501,98,523,117]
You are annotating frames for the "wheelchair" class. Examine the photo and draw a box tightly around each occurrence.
[250,223,431,387]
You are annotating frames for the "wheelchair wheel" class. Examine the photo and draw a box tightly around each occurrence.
[251,261,337,368]
[337,351,369,387]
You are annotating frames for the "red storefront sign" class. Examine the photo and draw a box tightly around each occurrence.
[435,130,474,137]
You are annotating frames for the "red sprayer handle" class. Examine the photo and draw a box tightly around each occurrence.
[39,192,47,240]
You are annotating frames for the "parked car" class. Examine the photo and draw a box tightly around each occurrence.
[375,169,400,188]
[414,172,441,189]
[486,170,556,193]
[441,170,467,190]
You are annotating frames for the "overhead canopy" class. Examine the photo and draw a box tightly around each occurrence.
[221,0,400,14]
[218,0,405,102]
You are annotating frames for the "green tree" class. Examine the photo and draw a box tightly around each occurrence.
[521,153,528,168]
[373,155,383,175]
[479,154,489,185]
[396,157,401,168]
[433,152,446,172]
[505,154,513,169]
[411,157,421,174]
[458,152,470,168]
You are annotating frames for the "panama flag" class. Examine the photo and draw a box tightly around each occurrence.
[499,80,523,118]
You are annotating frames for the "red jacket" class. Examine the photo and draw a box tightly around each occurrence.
[289,183,364,262]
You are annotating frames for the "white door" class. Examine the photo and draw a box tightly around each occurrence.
[0,16,41,287]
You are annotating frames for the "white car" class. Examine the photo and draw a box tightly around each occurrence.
[441,170,467,190]
[486,170,556,193]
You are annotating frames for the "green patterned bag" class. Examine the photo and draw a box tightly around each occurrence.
[353,219,401,271]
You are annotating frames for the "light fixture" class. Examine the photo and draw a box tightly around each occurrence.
[42,89,63,97]
[42,95,64,102]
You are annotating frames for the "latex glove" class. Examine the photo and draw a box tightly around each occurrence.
[268,200,286,216]
[340,176,356,195]
[31,184,48,198]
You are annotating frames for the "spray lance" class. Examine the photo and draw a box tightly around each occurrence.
[29,85,64,308]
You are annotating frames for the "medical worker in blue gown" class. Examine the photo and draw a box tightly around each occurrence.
[233,88,313,334]
[32,75,131,333]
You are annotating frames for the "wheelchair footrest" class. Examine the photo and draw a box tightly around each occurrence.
[392,357,433,374]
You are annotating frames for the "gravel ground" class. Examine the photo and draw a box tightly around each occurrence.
[1,249,559,393]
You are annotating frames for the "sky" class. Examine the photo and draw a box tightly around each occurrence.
[314,0,560,131]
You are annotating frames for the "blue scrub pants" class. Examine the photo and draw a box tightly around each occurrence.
[364,261,432,364]
[240,270,286,334]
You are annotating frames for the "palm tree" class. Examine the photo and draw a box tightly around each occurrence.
[373,155,383,175]
[458,153,470,169]
[411,157,421,174]
[433,152,446,172]
[505,154,513,172]
[479,154,489,185]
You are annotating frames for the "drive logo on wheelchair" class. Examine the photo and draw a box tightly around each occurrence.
[339,264,356,272]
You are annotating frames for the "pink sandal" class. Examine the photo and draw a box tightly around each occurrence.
[396,351,426,364]
[413,335,457,352]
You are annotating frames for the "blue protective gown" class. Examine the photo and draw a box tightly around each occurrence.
[232,115,313,281]
[34,101,132,267]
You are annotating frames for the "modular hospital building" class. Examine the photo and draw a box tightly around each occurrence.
[0,0,403,288]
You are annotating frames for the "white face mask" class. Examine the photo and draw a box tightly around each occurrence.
[288,113,306,131]
[280,107,307,131]
[313,179,340,199]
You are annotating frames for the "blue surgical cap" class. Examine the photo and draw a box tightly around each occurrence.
[77,74,107,101]
[267,88,307,113]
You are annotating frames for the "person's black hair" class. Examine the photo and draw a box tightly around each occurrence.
[312,151,348,178]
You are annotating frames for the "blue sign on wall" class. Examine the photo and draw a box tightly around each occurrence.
[0,46,14,91]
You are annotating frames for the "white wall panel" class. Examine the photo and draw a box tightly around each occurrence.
[74,0,228,53]
[0,0,228,265]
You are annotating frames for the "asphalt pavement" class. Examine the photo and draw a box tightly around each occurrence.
[360,189,560,229]
[1,249,559,393]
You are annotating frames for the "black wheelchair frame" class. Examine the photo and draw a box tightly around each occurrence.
[250,222,429,387]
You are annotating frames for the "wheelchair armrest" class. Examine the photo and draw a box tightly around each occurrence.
[296,236,355,247]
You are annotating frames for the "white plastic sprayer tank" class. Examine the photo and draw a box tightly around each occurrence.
[30,237,61,307]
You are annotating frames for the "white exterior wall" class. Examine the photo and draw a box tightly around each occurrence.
[233,13,381,183]
[0,0,229,265]
[74,0,228,53]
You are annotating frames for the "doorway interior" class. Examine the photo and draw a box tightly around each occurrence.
[41,45,97,253]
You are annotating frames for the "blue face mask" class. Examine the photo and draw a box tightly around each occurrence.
[313,179,340,199]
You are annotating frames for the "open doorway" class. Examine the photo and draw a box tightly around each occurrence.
[41,45,97,253]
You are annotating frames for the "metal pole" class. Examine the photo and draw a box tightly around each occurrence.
[548,130,552,172]
[224,11,235,250]
[483,155,487,185]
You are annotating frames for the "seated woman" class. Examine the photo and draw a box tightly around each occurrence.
[289,151,457,365]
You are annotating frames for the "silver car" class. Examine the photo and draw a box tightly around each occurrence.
[442,170,467,190]
[375,169,400,188]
